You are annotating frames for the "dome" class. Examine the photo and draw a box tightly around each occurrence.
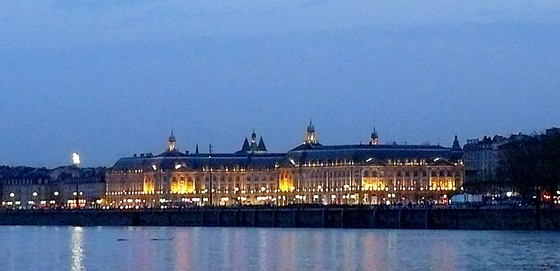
[251,130,257,140]
[168,131,176,142]
[371,127,378,138]
[307,121,315,133]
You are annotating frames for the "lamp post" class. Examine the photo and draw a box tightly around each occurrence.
[72,152,81,209]
[54,191,60,208]
[32,191,38,209]
[208,144,213,207]
[75,183,80,209]
[9,193,15,209]
[234,186,240,206]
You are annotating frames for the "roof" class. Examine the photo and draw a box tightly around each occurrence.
[112,143,462,171]
[284,144,462,165]
[235,136,268,154]
[112,152,286,171]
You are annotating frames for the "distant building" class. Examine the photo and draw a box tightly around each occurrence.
[0,166,51,209]
[106,124,464,207]
[0,165,106,209]
[49,166,106,208]
[463,133,530,193]
[464,136,505,185]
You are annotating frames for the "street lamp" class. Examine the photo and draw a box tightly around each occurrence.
[8,193,15,209]
[208,144,213,206]
[52,191,60,208]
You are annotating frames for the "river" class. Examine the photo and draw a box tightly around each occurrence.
[0,226,557,270]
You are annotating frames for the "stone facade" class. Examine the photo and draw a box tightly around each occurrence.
[106,126,464,208]
[463,133,529,192]
[1,166,106,209]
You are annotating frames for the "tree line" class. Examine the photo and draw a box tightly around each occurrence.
[497,130,560,201]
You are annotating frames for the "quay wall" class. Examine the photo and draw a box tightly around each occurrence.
[0,207,558,230]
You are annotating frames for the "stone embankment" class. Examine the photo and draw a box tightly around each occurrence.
[0,207,558,230]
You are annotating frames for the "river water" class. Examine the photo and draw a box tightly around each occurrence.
[0,226,558,271]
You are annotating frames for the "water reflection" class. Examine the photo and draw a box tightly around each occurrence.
[2,226,560,270]
[70,227,84,271]
[173,229,192,271]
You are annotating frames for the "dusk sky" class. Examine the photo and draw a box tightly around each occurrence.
[1,1,559,168]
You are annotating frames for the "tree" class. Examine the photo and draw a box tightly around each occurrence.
[497,132,560,202]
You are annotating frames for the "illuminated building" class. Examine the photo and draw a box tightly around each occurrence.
[105,125,464,207]
[0,165,106,209]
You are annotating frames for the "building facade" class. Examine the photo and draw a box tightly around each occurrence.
[463,136,506,185]
[106,125,464,208]
[1,165,106,209]
[463,133,529,193]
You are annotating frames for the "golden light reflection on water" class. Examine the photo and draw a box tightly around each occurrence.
[362,233,379,270]
[173,230,192,271]
[1,227,557,270]
[279,231,296,271]
[70,227,84,271]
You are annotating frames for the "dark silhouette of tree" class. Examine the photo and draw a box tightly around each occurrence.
[498,132,560,201]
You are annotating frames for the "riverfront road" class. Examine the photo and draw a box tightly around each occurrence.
[0,206,558,230]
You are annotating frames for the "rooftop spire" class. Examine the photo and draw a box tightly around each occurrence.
[369,127,379,145]
[307,119,315,133]
[257,137,267,152]
[240,138,250,152]
[452,135,461,150]
[236,131,268,154]
[167,130,176,151]
[251,129,257,143]
[304,120,317,144]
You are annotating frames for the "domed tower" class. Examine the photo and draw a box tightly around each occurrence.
[304,120,317,145]
[250,129,258,149]
[369,127,379,145]
[167,130,176,151]
[452,135,461,150]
